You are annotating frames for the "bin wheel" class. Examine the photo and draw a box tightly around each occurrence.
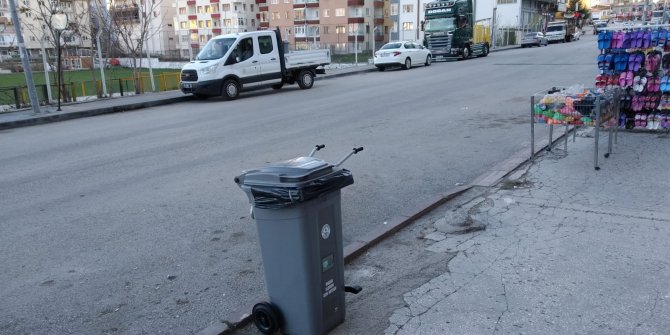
[253,302,282,334]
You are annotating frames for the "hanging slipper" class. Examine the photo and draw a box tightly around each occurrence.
[643,30,651,48]
[651,29,659,46]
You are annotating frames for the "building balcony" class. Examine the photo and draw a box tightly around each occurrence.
[211,13,221,18]
[374,18,384,24]
[347,0,364,6]
[191,29,198,33]
[187,0,196,5]
[306,19,319,24]
[188,14,197,20]
[255,0,266,3]
[375,34,384,41]
[295,37,320,42]
[259,22,270,27]
[348,35,364,42]
[259,5,268,11]
[373,0,383,7]
[347,17,364,23]
[213,28,222,33]
[306,2,319,7]
[210,0,219,2]
[109,6,140,22]
[191,43,200,48]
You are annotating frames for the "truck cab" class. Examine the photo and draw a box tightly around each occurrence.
[180,30,329,100]
[422,0,489,61]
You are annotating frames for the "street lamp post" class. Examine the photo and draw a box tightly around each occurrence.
[8,0,41,114]
[52,12,68,112]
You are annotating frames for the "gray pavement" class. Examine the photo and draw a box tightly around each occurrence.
[333,129,670,335]
[0,64,378,130]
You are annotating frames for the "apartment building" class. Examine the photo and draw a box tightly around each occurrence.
[174,0,259,59]
[258,0,389,53]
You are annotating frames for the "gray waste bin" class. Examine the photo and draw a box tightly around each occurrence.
[235,155,357,335]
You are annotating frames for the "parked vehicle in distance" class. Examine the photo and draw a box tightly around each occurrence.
[374,41,432,71]
[521,32,548,47]
[180,29,330,100]
[422,0,490,61]
[593,21,608,34]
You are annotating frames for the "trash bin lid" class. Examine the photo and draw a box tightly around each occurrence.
[236,156,333,187]
[235,156,354,209]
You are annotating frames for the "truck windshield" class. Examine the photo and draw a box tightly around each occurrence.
[546,25,565,32]
[424,18,456,32]
[196,38,236,60]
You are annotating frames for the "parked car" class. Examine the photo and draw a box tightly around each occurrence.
[593,21,608,34]
[373,41,432,71]
[521,32,549,48]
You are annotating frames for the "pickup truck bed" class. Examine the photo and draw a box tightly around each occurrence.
[285,49,331,69]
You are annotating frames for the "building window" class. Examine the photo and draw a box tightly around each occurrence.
[402,22,413,30]
[213,20,220,27]
[402,4,413,13]
[272,12,280,20]
[188,6,196,14]
[205,5,211,13]
[251,5,254,11]
[222,4,230,11]
[366,7,370,16]
[189,20,197,29]
[199,35,207,42]
[335,8,345,16]
[295,26,305,35]
[238,18,245,25]
[180,21,187,29]
[179,7,186,14]
[197,6,203,13]
[251,19,255,25]
[336,25,346,34]
[224,18,232,26]
[271,0,278,3]
[323,26,329,34]
[206,20,212,27]
[286,11,291,19]
[294,8,304,20]
[198,20,204,28]
[323,9,329,17]
[212,4,219,12]
[191,33,198,42]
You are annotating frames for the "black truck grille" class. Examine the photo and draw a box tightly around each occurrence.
[427,35,452,50]
[181,70,198,82]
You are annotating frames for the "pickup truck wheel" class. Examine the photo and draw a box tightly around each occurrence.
[402,58,411,70]
[425,55,432,66]
[222,79,240,100]
[297,70,314,89]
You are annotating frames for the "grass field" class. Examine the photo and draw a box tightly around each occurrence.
[0,68,181,88]
[0,68,182,107]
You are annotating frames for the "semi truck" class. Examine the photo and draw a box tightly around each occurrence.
[422,0,490,61]
[180,29,330,100]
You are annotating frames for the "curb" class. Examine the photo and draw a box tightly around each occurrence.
[0,96,193,131]
[197,128,572,335]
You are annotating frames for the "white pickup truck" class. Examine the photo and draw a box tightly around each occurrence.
[180,29,330,100]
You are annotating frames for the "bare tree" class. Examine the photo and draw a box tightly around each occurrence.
[18,0,94,99]
[91,0,163,94]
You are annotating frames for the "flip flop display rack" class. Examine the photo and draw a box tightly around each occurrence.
[597,26,670,131]
[530,87,620,170]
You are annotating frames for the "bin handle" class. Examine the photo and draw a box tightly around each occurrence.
[335,147,364,167]
[308,144,325,157]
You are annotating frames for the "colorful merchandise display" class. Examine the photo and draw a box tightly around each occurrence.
[597,27,670,130]
[533,87,616,126]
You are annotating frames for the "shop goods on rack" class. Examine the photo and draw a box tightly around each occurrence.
[596,27,670,130]
[533,88,616,127]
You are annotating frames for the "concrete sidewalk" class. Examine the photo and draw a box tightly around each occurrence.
[340,129,670,335]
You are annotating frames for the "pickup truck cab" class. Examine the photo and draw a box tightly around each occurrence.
[180,29,330,100]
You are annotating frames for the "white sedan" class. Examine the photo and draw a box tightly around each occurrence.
[374,41,432,71]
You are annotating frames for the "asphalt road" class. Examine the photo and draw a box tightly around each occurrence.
[0,35,598,335]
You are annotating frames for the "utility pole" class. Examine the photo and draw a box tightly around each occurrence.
[96,30,108,97]
[8,0,41,114]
